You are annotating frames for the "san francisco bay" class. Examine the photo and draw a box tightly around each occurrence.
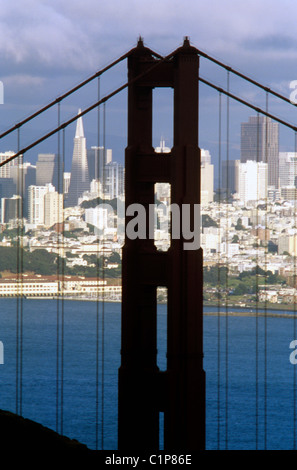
[0,298,296,450]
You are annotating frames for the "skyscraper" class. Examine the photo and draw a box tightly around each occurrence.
[237,160,268,205]
[0,152,22,178]
[87,146,112,182]
[28,184,55,225]
[36,153,62,192]
[103,161,125,199]
[279,152,297,188]
[1,195,22,224]
[66,110,89,207]
[201,149,214,205]
[222,160,238,194]
[44,190,64,228]
[10,162,36,218]
[241,116,279,187]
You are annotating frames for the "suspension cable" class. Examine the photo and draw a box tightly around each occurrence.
[0,50,133,140]
[0,50,175,169]
[199,77,297,132]
[196,46,296,108]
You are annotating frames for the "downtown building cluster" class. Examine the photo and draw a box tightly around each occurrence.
[202,115,297,306]
[1,111,297,305]
[0,111,125,233]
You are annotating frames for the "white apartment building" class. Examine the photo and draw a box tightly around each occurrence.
[84,206,109,230]
[0,151,22,178]
[278,233,297,256]
[237,160,268,205]
[44,190,64,228]
[201,149,214,205]
[28,183,55,226]
[279,152,297,188]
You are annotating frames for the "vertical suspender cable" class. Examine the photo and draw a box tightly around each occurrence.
[20,138,24,417]
[101,101,106,450]
[56,102,65,436]
[225,71,230,449]
[264,92,269,450]
[16,128,19,415]
[60,126,65,436]
[56,102,61,433]
[293,131,297,450]
[217,92,222,449]
[96,76,101,450]
[255,112,260,449]
[16,127,23,415]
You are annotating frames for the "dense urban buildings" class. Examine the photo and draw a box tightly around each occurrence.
[1,113,297,304]
[241,116,279,187]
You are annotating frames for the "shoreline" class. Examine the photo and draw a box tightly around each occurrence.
[1,296,297,317]
[204,311,297,318]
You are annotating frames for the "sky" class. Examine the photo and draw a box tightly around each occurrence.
[1,0,297,178]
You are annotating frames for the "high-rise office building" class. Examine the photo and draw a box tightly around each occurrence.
[241,116,279,187]
[154,139,171,205]
[63,172,71,194]
[44,190,64,228]
[87,146,112,182]
[0,178,17,222]
[1,195,22,224]
[28,184,55,226]
[103,161,125,199]
[222,160,239,194]
[201,149,214,205]
[36,153,63,192]
[279,152,297,188]
[66,110,89,207]
[155,138,171,154]
[237,160,268,205]
[84,207,108,231]
[0,178,16,200]
[10,162,36,218]
[10,162,36,192]
[0,152,22,178]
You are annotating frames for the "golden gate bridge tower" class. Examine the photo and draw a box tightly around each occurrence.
[118,37,205,451]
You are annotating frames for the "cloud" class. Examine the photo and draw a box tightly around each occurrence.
[0,1,97,74]
[1,0,297,154]
[3,74,45,87]
[1,0,297,79]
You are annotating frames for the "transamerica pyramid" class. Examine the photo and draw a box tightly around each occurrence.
[66,109,90,207]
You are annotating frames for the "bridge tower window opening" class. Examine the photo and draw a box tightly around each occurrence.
[153,88,173,151]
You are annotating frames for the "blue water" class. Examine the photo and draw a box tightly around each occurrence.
[0,299,296,450]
